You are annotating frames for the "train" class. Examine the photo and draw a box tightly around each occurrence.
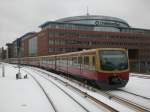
[9,48,129,89]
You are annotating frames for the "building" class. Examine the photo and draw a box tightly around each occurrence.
[21,32,37,57]
[7,15,150,72]
[6,43,13,58]
[37,15,150,72]
[0,47,6,60]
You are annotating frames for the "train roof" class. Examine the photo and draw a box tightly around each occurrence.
[38,48,126,58]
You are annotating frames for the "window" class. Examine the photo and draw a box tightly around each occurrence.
[49,40,54,45]
[83,56,90,70]
[49,48,54,52]
[72,57,78,66]
[78,57,82,64]
[84,56,89,65]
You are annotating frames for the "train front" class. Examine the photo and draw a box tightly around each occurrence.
[96,49,129,89]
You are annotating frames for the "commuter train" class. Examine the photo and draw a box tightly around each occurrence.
[10,48,129,89]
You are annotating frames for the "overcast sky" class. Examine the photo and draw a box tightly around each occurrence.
[0,0,150,48]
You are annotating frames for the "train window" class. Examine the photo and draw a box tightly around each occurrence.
[51,58,53,64]
[40,58,43,64]
[49,58,51,64]
[78,57,82,64]
[68,57,72,65]
[56,58,60,65]
[49,59,51,64]
[92,56,95,66]
[72,57,78,66]
[45,58,48,64]
[59,57,67,65]
[63,58,67,65]
[83,56,90,70]
[46,58,49,64]
[84,56,89,65]
[62,58,65,65]
[43,58,47,64]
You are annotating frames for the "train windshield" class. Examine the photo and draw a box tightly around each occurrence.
[100,50,128,71]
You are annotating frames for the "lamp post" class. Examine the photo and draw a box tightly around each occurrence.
[16,38,21,79]
[2,63,5,77]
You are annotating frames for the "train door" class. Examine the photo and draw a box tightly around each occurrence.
[89,55,96,71]
[78,56,83,74]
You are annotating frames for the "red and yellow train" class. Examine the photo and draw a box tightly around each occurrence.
[10,48,129,89]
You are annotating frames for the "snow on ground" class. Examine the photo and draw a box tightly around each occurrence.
[29,66,137,112]
[131,73,150,77]
[30,66,150,111]
[107,73,150,109]
[1,63,150,112]
[25,68,103,112]
[0,63,53,112]
[93,73,150,110]
[0,63,104,112]
[123,73,150,99]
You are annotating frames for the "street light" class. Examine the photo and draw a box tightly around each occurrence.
[16,38,21,79]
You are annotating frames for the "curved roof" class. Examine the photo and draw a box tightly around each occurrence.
[56,15,130,27]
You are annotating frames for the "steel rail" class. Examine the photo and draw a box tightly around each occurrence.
[103,92,150,112]
[24,69,92,112]
[30,69,96,112]
[28,67,119,112]
[23,69,58,112]
[30,67,150,112]
[117,89,150,100]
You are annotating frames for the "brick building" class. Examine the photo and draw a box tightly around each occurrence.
[6,15,150,72]
[6,43,13,58]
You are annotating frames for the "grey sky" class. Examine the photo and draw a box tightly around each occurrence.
[0,0,150,48]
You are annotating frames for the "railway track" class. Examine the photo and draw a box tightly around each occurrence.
[102,91,150,112]
[26,70,57,112]
[24,68,119,112]
[130,74,150,79]
[117,89,150,100]
[23,69,95,112]
[28,66,150,112]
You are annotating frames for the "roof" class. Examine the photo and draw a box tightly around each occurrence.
[56,15,129,25]
[39,15,130,28]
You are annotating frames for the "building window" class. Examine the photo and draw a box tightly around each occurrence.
[49,48,54,52]
[49,40,54,45]
[29,36,37,56]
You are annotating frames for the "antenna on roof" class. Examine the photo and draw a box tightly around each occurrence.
[86,6,90,16]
